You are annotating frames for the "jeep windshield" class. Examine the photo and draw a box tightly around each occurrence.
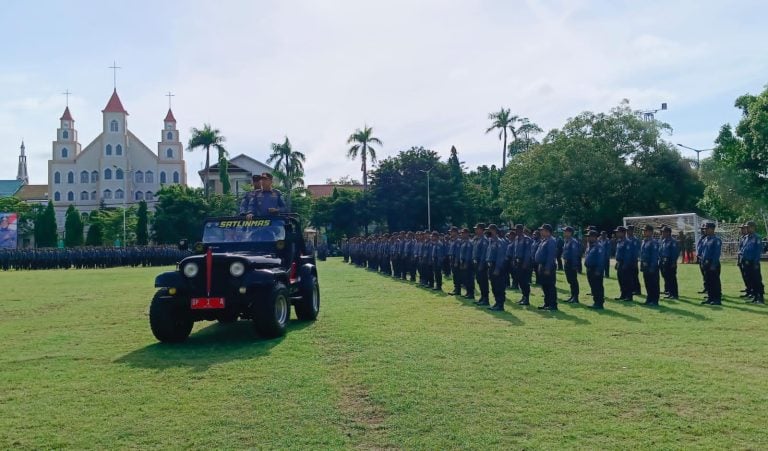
[202,218,286,244]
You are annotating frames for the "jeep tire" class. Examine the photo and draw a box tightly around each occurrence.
[252,284,289,338]
[149,289,193,343]
[295,275,320,321]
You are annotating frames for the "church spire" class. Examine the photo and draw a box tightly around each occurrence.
[17,141,28,185]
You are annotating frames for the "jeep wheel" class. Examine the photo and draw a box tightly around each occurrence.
[149,289,193,343]
[252,284,289,338]
[295,275,320,321]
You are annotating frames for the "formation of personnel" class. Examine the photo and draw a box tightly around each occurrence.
[0,246,190,271]
[341,220,765,311]
[239,172,287,218]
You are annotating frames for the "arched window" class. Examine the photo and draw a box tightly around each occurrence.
[80,191,88,201]
[116,144,123,156]
[116,168,124,180]
[62,130,69,139]
[135,191,144,201]
[135,170,144,183]
[67,171,74,184]
[61,148,68,158]
[145,171,154,183]
[54,172,61,184]
[173,171,179,183]
[160,171,167,184]
[91,191,97,201]
[115,189,124,200]
[106,144,112,156]
[67,191,74,201]
[91,171,99,183]
[104,168,112,180]
[110,120,118,132]
[166,131,173,141]
[145,191,153,201]
[166,148,173,158]
[103,189,112,200]
[80,171,88,183]
[54,192,61,201]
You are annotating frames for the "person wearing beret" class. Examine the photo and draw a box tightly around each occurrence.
[639,224,660,306]
[584,229,606,309]
[535,224,558,310]
[700,222,722,305]
[562,226,581,303]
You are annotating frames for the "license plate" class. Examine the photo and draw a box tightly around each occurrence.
[191,297,225,309]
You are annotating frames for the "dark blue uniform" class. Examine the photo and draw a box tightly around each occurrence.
[640,236,660,305]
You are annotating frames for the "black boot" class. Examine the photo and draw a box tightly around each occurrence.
[488,303,504,311]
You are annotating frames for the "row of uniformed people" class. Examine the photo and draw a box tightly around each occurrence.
[0,246,190,271]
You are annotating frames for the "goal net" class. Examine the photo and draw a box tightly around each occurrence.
[623,213,741,259]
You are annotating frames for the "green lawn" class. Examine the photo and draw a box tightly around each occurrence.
[1,260,767,449]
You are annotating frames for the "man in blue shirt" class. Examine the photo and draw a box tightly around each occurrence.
[700,222,723,305]
[627,225,642,296]
[659,226,680,299]
[639,224,660,306]
[584,229,606,309]
[241,173,287,218]
[562,226,581,304]
[430,231,445,291]
[485,224,508,311]
[459,228,475,299]
[512,225,533,306]
[239,174,262,216]
[599,231,611,278]
[472,224,490,306]
[535,224,558,310]
[696,224,708,296]
[614,226,633,302]
[742,221,764,304]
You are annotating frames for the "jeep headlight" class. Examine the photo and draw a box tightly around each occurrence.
[230,261,245,277]
[183,262,199,278]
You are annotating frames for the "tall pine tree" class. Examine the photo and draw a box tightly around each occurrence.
[136,201,149,245]
[34,200,58,248]
[64,205,84,247]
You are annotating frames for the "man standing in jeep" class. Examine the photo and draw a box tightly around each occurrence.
[241,172,287,219]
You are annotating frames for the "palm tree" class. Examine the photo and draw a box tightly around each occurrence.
[267,137,306,204]
[508,118,543,157]
[486,108,518,169]
[187,124,226,197]
[346,125,382,190]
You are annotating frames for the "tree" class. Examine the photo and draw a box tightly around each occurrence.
[268,137,306,203]
[447,146,467,226]
[0,197,40,241]
[486,108,517,169]
[464,165,504,227]
[85,216,104,246]
[34,200,58,248]
[152,185,237,244]
[347,125,382,191]
[64,205,84,247]
[699,85,768,225]
[508,118,543,158]
[136,200,149,245]
[187,124,226,197]
[310,188,372,242]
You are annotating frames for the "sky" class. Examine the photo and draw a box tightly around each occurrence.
[1,0,767,187]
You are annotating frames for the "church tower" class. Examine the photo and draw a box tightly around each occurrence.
[53,106,81,161]
[102,89,128,135]
[16,141,29,185]
[158,108,182,161]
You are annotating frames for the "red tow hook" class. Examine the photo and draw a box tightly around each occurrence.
[289,262,298,284]
[206,247,213,296]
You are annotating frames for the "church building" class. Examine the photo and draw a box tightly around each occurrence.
[48,89,187,227]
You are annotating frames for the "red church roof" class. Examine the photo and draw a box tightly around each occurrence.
[102,89,128,114]
[164,109,176,122]
[60,106,74,121]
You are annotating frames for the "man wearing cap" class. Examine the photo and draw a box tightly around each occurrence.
[512,225,533,305]
[244,173,287,218]
[485,224,508,311]
[696,225,708,296]
[659,226,680,299]
[584,229,606,309]
[639,224,660,306]
[599,230,611,278]
[627,225,642,296]
[700,222,722,305]
[430,231,445,291]
[742,221,764,304]
[448,227,463,295]
[530,229,541,285]
[614,226,633,302]
[459,228,475,299]
[535,224,558,310]
[472,223,490,306]
[562,226,581,303]
[239,174,263,217]
[737,224,752,299]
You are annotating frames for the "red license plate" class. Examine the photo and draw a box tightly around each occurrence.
[191,297,225,309]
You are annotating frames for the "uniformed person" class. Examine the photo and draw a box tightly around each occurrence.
[448,227,462,295]
[535,224,558,310]
[639,224,660,306]
[430,231,445,291]
[584,229,605,309]
[459,228,475,300]
[512,225,533,306]
[243,173,287,218]
[562,226,581,303]
[659,225,679,299]
[472,224,490,306]
[696,225,708,296]
[626,225,642,296]
[742,221,765,304]
[485,224,507,311]
[614,226,633,302]
[700,222,722,305]
[737,224,752,299]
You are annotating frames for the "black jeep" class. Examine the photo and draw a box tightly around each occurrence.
[149,214,320,342]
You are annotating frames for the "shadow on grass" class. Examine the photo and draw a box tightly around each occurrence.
[449,295,525,326]
[564,301,642,322]
[527,303,591,325]
[114,320,314,372]
[653,303,711,321]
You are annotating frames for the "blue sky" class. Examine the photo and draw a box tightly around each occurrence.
[1,0,767,186]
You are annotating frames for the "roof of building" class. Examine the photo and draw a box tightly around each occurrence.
[60,106,74,121]
[199,162,252,175]
[15,184,48,201]
[198,154,273,175]
[164,108,176,122]
[307,184,364,198]
[0,180,23,198]
[102,89,128,114]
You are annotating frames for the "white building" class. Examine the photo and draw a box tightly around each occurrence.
[199,153,273,197]
[48,89,187,228]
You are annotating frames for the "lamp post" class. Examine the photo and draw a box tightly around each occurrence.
[420,167,434,230]
[676,143,713,170]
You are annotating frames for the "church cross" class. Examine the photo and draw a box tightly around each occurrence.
[109,61,122,89]
[62,89,72,107]
[166,91,175,109]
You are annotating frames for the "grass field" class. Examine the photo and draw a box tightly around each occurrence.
[1,259,767,449]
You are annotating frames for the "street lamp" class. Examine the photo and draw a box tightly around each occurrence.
[420,167,434,230]
[676,143,713,170]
